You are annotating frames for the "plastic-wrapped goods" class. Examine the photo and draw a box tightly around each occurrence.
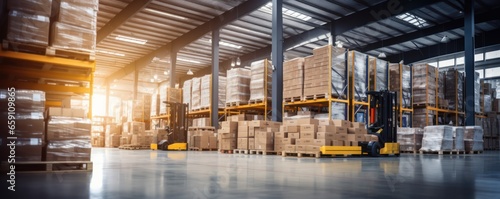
[200,75,211,108]
[56,2,97,30]
[0,89,46,112]
[331,102,347,120]
[7,10,50,46]
[57,0,99,10]
[226,68,251,104]
[46,139,92,161]
[46,117,92,140]
[305,45,346,97]
[438,71,446,107]
[150,92,158,116]
[183,79,192,110]
[191,77,201,110]
[51,22,96,51]
[412,108,434,128]
[11,138,44,161]
[349,51,368,101]
[7,0,52,16]
[464,126,484,151]
[484,95,492,112]
[249,60,272,101]
[412,63,437,105]
[389,64,412,107]
[397,128,424,152]
[167,88,182,103]
[283,57,304,99]
[369,58,388,91]
[420,125,453,152]
[445,69,464,111]
[452,127,465,151]
[475,72,480,113]
[402,64,412,107]
[219,77,227,107]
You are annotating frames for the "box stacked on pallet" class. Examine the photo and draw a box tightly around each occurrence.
[464,126,484,152]
[451,127,465,151]
[104,124,121,148]
[283,57,305,101]
[368,57,388,91]
[254,121,281,151]
[438,71,447,108]
[191,77,201,111]
[6,0,51,47]
[151,129,168,145]
[397,128,424,152]
[0,90,45,161]
[120,121,148,145]
[226,68,251,106]
[445,69,464,111]
[349,51,368,101]
[200,75,226,109]
[183,79,192,111]
[474,72,481,113]
[420,126,453,152]
[304,45,346,98]
[45,107,91,161]
[188,127,217,150]
[150,93,159,117]
[412,63,437,106]
[389,63,412,107]
[237,121,251,150]
[249,60,272,103]
[412,108,435,128]
[50,0,97,52]
[218,121,238,151]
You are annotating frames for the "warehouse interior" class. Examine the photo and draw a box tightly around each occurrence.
[1,0,500,198]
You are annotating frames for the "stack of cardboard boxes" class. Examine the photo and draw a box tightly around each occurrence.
[120,121,151,146]
[304,45,346,97]
[236,120,281,151]
[182,79,192,111]
[397,128,424,152]
[249,60,272,102]
[6,0,51,47]
[219,121,238,150]
[412,64,437,127]
[104,124,121,148]
[226,68,251,105]
[45,107,91,161]
[283,57,304,100]
[188,127,217,150]
[191,77,201,110]
[200,75,226,109]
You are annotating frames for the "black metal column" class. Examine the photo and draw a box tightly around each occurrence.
[170,49,177,88]
[134,70,138,100]
[464,0,475,126]
[211,29,220,128]
[272,0,283,122]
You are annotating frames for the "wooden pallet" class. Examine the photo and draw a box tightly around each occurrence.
[189,147,217,151]
[400,150,419,154]
[281,151,321,158]
[1,161,93,173]
[419,150,464,155]
[188,127,215,131]
[413,103,436,108]
[2,39,48,55]
[249,150,279,155]
[466,151,483,154]
[284,96,302,103]
[118,144,150,150]
[2,40,95,61]
[248,99,269,104]
[303,93,328,100]
[219,149,234,154]
[226,101,248,107]
[233,149,249,154]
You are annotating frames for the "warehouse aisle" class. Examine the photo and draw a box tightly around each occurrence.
[4,148,500,199]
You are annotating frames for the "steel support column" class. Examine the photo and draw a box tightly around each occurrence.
[170,49,177,88]
[464,0,475,126]
[134,70,138,100]
[211,29,220,128]
[271,0,283,122]
[106,83,110,116]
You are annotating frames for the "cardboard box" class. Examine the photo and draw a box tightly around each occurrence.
[282,138,296,145]
[288,133,300,139]
[351,122,366,129]
[314,139,331,146]
[300,124,318,133]
[274,144,284,152]
[265,121,282,128]
[285,145,296,152]
[318,119,334,126]
[347,134,365,142]
[209,136,217,149]
[237,138,248,149]
[220,138,237,150]
[317,132,335,140]
[300,132,316,139]
[238,121,248,126]
[248,120,266,127]
[347,128,357,134]
[297,118,319,125]
[318,125,336,132]
[249,138,255,150]
[296,145,307,152]
[220,132,237,139]
[332,120,349,127]
[296,138,314,145]
[350,141,359,146]
[332,140,344,146]
[333,134,347,141]
[221,121,238,133]
[364,134,378,141]
[356,128,367,134]
[284,125,300,133]
[238,126,249,138]
[335,127,348,134]
[275,132,287,138]
[307,145,320,152]
[284,119,299,126]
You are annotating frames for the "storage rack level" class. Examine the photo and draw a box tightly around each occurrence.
[0,48,95,118]
[284,98,349,120]
[389,63,413,127]
[349,51,369,124]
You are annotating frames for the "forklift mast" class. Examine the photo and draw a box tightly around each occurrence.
[366,90,399,148]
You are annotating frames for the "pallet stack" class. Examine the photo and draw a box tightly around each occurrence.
[438,71,447,109]
[6,0,51,47]
[183,79,192,111]
[249,60,272,103]
[0,90,46,161]
[283,57,305,102]
[452,127,465,152]
[368,57,388,91]
[188,127,217,151]
[349,50,368,101]
[120,121,148,146]
[389,63,412,108]
[200,75,226,109]
[420,126,454,153]
[45,107,92,161]
[104,124,121,148]
[397,128,424,152]
[464,126,484,153]
[474,72,481,113]
[226,68,251,107]
[412,64,437,127]
[444,69,464,111]
[191,77,201,111]
[218,121,238,151]
[484,112,499,150]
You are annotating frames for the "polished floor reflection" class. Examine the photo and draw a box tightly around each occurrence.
[3,148,500,199]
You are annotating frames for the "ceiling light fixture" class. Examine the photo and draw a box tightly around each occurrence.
[115,35,147,45]
[378,52,387,58]
[231,59,235,67]
[97,50,125,57]
[144,8,187,20]
[236,57,241,66]
[178,58,201,64]
[164,71,169,75]
[335,40,343,48]
[150,78,154,82]
[208,39,242,49]
[441,35,449,43]
[154,74,158,80]
[187,69,194,75]
[261,2,312,21]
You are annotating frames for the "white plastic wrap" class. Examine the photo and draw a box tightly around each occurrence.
[331,102,347,120]
[445,70,464,111]
[158,82,167,114]
[475,72,480,113]
[57,2,97,30]
[249,60,272,101]
[183,79,192,110]
[150,92,158,116]
[484,95,492,112]
[389,64,412,108]
[452,127,465,151]
[420,125,453,152]
[7,10,50,46]
[464,126,484,151]
[376,58,388,91]
[402,65,412,108]
[350,51,368,101]
[397,128,424,152]
[191,77,201,110]
[412,64,436,105]
[283,57,304,98]
[51,22,96,51]
[200,75,211,108]
[219,77,227,107]
[305,45,346,97]
[226,68,251,104]
[7,0,52,16]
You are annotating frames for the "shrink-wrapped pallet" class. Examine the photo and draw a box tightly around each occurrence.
[51,22,96,51]
[445,69,464,111]
[226,68,251,104]
[349,51,368,101]
[200,75,226,109]
[45,116,92,161]
[438,71,446,107]
[397,128,424,152]
[7,10,50,46]
[475,72,480,113]
[191,77,201,110]
[420,125,453,152]
[183,79,192,110]
[412,108,434,128]
[283,57,304,99]
[249,60,272,102]
[7,0,52,16]
[412,63,436,105]
[369,57,388,91]
[451,127,465,151]
[304,45,346,97]
[464,126,484,152]
[55,1,97,30]
[389,64,412,107]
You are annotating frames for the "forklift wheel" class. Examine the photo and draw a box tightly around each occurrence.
[369,142,381,157]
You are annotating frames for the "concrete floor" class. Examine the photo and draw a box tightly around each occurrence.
[2,148,500,199]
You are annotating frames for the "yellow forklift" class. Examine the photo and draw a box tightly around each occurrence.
[320,90,400,157]
[156,101,188,150]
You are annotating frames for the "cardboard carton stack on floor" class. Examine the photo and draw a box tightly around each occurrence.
[420,125,453,152]
[283,57,305,99]
[304,45,346,97]
[45,107,91,161]
[188,127,217,150]
[219,121,238,151]
[104,124,121,148]
[120,121,151,146]
[236,119,281,151]
[464,126,484,152]
[0,90,46,162]
[397,128,424,152]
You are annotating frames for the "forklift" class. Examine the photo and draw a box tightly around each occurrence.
[320,90,400,157]
[155,101,189,151]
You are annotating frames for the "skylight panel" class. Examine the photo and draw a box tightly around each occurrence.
[396,12,429,28]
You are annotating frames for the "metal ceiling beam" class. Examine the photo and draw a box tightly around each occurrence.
[96,0,153,44]
[226,0,438,67]
[356,8,499,53]
[105,0,269,85]
[384,28,500,64]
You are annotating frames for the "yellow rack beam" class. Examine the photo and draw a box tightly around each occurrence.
[0,81,90,94]
[226,103,269,110]
[0,48,95,70]
[0,67,92,82]
[151,115,170,120]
